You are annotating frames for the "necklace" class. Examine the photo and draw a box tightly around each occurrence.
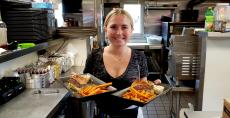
[106,46,130,62]
[111,49,129,62]
[111,54,124,62]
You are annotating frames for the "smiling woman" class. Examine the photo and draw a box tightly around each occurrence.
[84,8,148,117]
[83,8,161,118]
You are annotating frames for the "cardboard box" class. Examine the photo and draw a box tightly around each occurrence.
[223,99,230,118]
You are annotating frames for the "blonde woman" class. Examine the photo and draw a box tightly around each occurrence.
[84,8,161,118]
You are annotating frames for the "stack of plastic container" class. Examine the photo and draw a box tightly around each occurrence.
[214,3,230,32]
[2,8,56,43]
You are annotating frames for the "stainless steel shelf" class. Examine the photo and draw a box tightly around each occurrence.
[57,27,97,38]
[127,43,162,49]
[145,6,177,10]
[0,42,48,63]
[0,0,31,6]
[1,0,30,3]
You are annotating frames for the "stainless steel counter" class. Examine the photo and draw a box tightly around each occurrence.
[127,43,162,49]
[0,54,70,117]
[0,88,68,118]
[0,66,85,118]
[184,110,222,118]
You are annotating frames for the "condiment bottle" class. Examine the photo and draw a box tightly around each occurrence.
[205,7,214,32]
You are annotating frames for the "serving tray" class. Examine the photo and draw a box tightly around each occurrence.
[58,73,117,102]
[112,84,172,107]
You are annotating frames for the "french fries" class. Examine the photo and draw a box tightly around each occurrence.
[79,82,112,97]
[122,80,156,103]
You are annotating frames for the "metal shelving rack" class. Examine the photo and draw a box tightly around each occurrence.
[0,0,31,8]
[0,36,91,64]
[127,43,163,80]
[147,49,163,80]
[56,27,97,38]
[0,42,48,63]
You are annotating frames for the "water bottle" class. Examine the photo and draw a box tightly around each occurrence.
[0,10,7,46]
[205,7,214,32]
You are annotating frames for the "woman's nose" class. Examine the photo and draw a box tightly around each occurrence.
[116,28,122,35]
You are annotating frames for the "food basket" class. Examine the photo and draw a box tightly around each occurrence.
[58,73,117,101]
[112,84,171,107]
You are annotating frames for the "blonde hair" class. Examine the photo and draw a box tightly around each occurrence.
[104,8,134,30]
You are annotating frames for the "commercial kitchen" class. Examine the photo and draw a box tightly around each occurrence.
[0,0,230,118]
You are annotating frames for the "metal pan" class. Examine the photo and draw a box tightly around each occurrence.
[112,84,172,107]
[58,73,117,102]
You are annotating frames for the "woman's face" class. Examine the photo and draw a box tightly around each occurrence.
[105,14,133,47]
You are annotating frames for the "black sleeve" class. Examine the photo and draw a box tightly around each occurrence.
[83,53,93,74]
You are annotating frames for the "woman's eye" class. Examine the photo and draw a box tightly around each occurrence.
[110,26,117,29]
[122,26,128,29]
[109,25,129,30]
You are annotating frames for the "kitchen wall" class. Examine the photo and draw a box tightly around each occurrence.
[58,39,89,67]
[72,39,89,66]
[103,0,220,22]
[45,38,90,67]
[102,0,217,36]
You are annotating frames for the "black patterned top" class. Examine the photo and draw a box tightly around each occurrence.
[83,48,148,90]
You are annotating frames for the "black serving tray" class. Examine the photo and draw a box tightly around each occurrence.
[112,84,172,107]
[59,73,117,102]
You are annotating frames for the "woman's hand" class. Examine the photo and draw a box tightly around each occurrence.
[140,77,161,84]
[140,77,147,81]
[153,79,161,85]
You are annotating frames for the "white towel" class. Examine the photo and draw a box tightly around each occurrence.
[137,107,144,118]
[125,105,143,118]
